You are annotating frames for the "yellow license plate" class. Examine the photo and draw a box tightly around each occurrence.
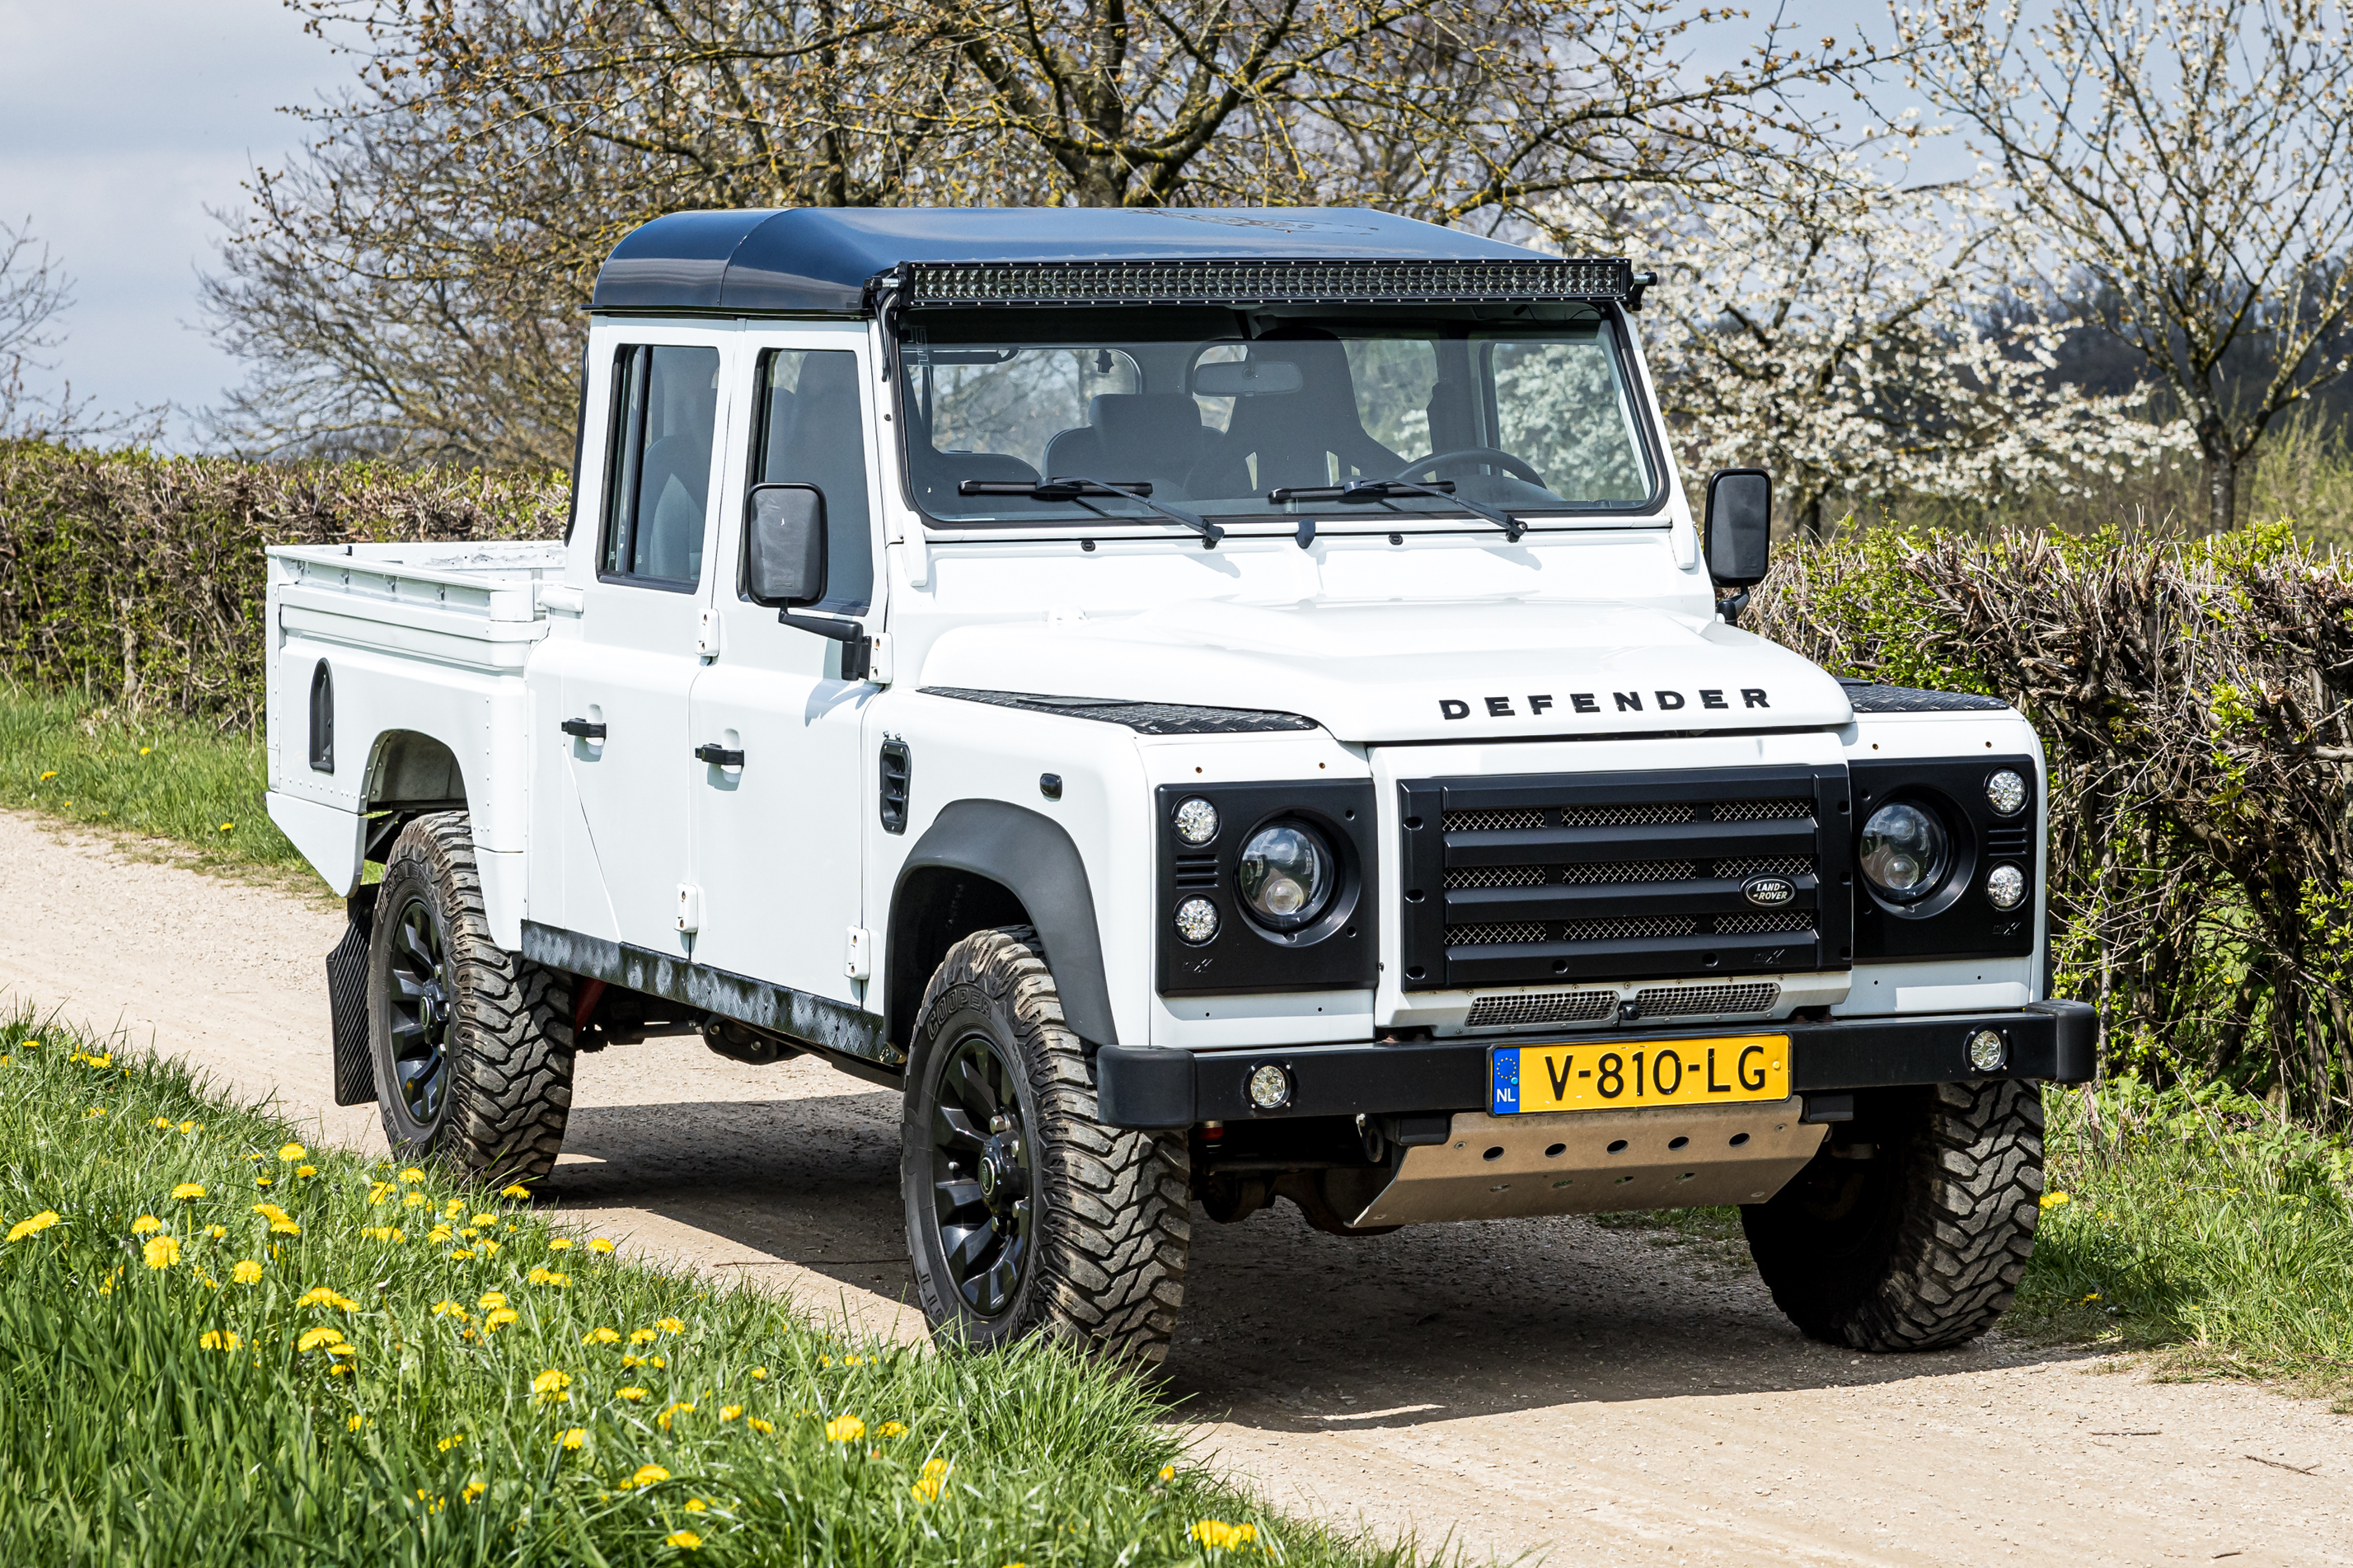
[1490,1035,1791,1114]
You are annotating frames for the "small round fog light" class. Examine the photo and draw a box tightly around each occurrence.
[1173,797,1220,845]
[1985,769,2027,816]
[1248,1063,1292,1110]
[1966,1028,2008,1072]
[1985,863,2027,910]
[1174,896,1220,945]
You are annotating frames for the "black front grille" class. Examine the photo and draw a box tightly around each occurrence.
[1398,765,1853,990]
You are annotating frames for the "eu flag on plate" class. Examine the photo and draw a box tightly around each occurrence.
[1491,1048,1519,1115]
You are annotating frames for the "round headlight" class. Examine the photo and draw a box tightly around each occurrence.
[1859,801,1950,904]
[1174,896,1220,945]
[1248,1063,1292,1110]
[1966,1028,2008,1072]
[1236,821,1334,930]
[1985,863,2027,910]
[1173,797,1220,845]
[1985,769,2027,817]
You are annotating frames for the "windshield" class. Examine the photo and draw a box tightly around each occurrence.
[897,306,1659,527]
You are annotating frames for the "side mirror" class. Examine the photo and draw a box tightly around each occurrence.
[744,483,827,607]
[1704,468,1773,587]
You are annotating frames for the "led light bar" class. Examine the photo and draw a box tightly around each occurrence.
[889,256,1635,308]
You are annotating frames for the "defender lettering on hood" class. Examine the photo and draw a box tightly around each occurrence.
[1441,689,1771,721]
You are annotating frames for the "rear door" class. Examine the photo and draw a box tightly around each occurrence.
[548,330,732,954]
[686,328,881,1004]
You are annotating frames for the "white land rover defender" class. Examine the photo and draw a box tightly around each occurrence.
[264,207,2092,1361]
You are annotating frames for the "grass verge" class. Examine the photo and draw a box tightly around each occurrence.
[0,1011,1423,1567]
[0,682,307,885]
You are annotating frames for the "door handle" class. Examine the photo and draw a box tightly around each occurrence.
[560,718,607,739]
[695,743,745,768]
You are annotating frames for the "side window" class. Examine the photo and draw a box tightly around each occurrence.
[750,349,874,615]
[601,344,720,587]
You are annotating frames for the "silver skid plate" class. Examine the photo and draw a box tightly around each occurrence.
[1352,1097,1825,1227]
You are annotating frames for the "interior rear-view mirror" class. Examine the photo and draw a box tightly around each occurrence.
[1192,358,1304,397]
[744,483,827,607]
[1705,468,1773,588]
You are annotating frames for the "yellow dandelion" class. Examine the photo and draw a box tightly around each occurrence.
[398,1168,425,1184]
[443,1198,465,1219]
[1190,1521,1257,1550]
[152,1116,172,1130]
[476,1238,500,1257]
[198,1329,239,1350]
[584,1326,621,1345]
[231,1259,263,1284]
[557,1427,587,1450]
[348,1414,365,1431]
[38,770,55,780]
[628,1328,659,1346]
[430,1299,469,1320]
[403,1192,428,1209]
[547,1238,574,1252]
[657,1402,695,1430]
[295,1286,359,1311]
[297,1327,346,1352]
[171,1183,205,1201]
[616,1387,649,1402]
[141,1235,181,1269]
[587,1238,614,1254]
[2040,1191,2071,1210]
[218,821,233,833]
[130,1215,163,1236]
[295,1165,316,1178]
[825,1415,865,1444]
[532,1369,572,1399]
[278,1143,306,1162]
[527,1266,569,1287]
[177,1120,195,1134]
[912,1456,950,1501]
[747,1416,774,1434]
[655,1317,685,1334]
[484,1308,518,1332]
[683,1497,706,1512]
[85,1107,105,1118]
[205,1224,227,1239]
[499,1183,532,1200]
[428,1225,453,1243]
[461,1479,485,1504]
[477,1290,509,1310]
[664,1531,701,1551]
[719,1405,743,1422]
[437,1434,466,1452]
[749,1366,767,1379]
[630,1463,670,1488]
[1158,1464,1176,1481]
[879,1421,907,1438]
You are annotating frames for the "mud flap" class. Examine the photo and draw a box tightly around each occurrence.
[326,883,380,1107]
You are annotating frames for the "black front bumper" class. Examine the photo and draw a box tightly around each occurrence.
[1095,1000,2095,1130]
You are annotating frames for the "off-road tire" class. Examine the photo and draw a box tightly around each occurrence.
[1741,1079,2043,1351]
[901,925,1190,1364]
[368,812,574,1184]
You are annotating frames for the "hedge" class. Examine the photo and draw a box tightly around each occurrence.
[0,442,564,729]
[1755,521,2353,1121]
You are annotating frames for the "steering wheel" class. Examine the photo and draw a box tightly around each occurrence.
[1390,447,1546,487]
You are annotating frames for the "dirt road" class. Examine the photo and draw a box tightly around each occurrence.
[5,809,2346,1565]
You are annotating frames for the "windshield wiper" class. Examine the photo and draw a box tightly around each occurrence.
[959,478,1222,547]
[1268,478,1526,543]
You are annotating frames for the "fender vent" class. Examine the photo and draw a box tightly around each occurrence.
[878,738,912,835]
[307,659,335,772]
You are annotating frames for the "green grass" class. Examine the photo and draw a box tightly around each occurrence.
[2013,1074,2353,1404]
[0,683,302,879]
[0,1013,1429,1568]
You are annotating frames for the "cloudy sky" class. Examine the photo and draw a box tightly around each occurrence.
[2,0,1931,452]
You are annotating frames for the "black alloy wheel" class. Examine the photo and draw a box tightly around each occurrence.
[900,926,1190,1361]
[385,893,454,1125]
[925,1031,1038,1318]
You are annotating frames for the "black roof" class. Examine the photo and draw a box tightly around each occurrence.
[591,206,1557,315]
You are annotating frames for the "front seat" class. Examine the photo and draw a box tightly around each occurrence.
[1043,393,1221,499]
[1184,330,1405,498]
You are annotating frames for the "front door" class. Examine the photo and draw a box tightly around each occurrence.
[551,335,729,956]
[687,332,881,1004]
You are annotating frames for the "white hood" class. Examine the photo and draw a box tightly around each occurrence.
[916,598,1854,743]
